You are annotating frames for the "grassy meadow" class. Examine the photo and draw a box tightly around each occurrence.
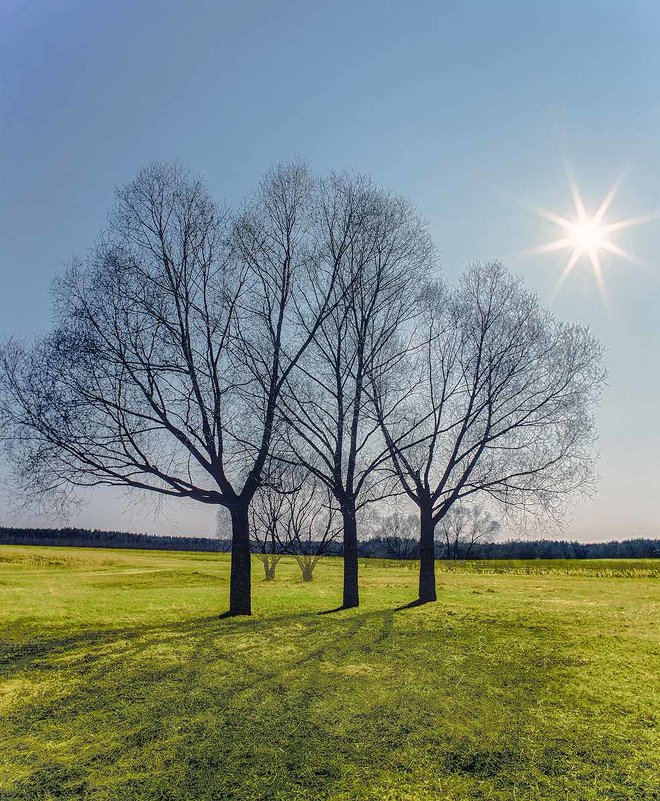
[0,545,658,800]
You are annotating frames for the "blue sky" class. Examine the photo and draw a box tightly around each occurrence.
[1,0,659,540]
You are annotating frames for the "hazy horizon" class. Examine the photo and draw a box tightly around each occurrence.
[2,1,659,543]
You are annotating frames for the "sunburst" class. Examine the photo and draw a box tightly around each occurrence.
[525,178,654,298]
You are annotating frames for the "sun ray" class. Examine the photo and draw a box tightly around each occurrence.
[599,240,637,263]
[551,248,582,299]
[593,179,620,224]
[518,236,575,257]
[570,180,587,222]
[602,213,658,234]
[535,207,574,230]
[588,247,609,307]
[589,247,604,286]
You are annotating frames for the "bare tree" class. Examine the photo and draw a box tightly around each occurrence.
[245,484,288,581]
[279,479,340,581]
[372,510,418,559]
[436,502,500,559]
[372,261,604,604]
[0,162,342,616]
[277,174,434,607]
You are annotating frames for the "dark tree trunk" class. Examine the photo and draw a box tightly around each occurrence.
[418,503,437,603]
[228,502,252,615]
[342,500,359,608]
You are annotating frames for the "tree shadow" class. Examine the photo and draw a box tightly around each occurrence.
[218,609,248,619]
[317,604,354,615]
[394,597,436,611]
[2,602,586,801]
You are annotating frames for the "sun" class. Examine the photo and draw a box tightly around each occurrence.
[526,178,653,298]
[571,219,604,251]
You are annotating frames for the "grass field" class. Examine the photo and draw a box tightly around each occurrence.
[0,545,658,801]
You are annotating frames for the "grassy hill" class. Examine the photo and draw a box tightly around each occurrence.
[1,546,658,800]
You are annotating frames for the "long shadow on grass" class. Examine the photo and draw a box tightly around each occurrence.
[0,607,395,694]
[394,597,432,611]
[317,604,352,615]
[1,601,581,801]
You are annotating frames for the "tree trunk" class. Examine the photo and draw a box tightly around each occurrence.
[264,558,276,581]
[418,504,437,603]
[342,500,359,608]
[229,503,252,615]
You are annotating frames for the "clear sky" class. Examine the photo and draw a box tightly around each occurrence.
[1,0,659,541]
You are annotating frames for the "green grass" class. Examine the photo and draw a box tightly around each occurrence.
[1,546,658,801]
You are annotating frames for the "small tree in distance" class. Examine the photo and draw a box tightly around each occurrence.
[372,511,418,559]
[436,503,500,560]
[279,479,340,581]
[245,484,288,581]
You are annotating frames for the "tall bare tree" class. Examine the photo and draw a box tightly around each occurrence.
[372,261,604,604]
[277,174,434,607]
[0,162,341,615]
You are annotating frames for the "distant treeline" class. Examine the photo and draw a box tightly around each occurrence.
[445,538,660,560]
[358,537,660,560]
[0,527,232,553]
[0,526,659,560]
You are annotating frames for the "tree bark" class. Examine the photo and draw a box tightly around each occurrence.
[264,559,276,581]
[418,503,437,603]
[342,500,359,608]
[229,503,252,615]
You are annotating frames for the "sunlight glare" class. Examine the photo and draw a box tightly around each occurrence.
[571,220,604,251]
[525,177,654,301]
